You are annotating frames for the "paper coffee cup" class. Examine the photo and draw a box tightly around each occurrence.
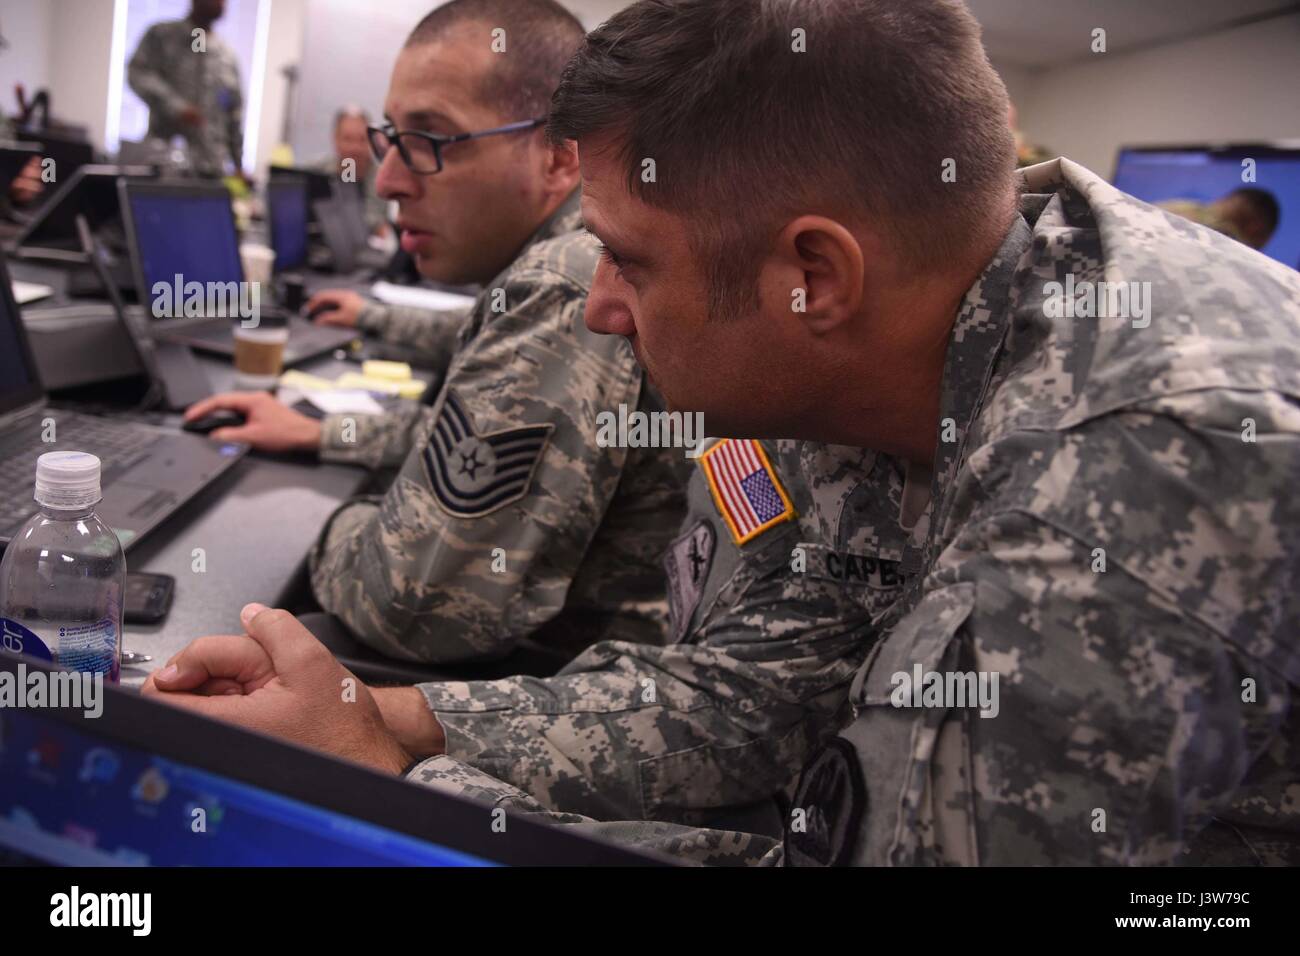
[233,324,289,390]
[240,242,276,288]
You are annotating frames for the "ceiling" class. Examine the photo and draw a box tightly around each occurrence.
[564,0,1300,69]
[967,0,1298,68]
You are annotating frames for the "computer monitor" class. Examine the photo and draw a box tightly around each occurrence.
[266,176,309,271]
[119,180,245,321]
[0,654,665,866]
[1113,143,1300,270]
[11,164,156,260]
[0,249,46,420]
[269,164,336,203]
[0,142,41,193]
[13,129,95,183]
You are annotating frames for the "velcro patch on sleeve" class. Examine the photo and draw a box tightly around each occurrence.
[662,519,716,643]
[420,389,554,518]
[700,439,796,546]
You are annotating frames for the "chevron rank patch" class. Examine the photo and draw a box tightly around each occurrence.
[700,439,796,545]
[421,389,554,518]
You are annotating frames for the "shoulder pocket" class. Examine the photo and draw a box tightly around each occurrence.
[789,583,979,865]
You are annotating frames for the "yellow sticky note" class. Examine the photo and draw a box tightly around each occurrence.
[279,370,334,391]
[361,360,412,382]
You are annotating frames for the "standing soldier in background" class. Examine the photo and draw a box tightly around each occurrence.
[128,0,245,178]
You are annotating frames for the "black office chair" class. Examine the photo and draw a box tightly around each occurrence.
[298,612,568,684]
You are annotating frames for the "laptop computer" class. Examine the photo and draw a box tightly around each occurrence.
[118,179,359,365]
[0,653,667,866]
[76,215,213,412]
[265,175,309,272]
[0,249,247,552]
[9,164,156,262]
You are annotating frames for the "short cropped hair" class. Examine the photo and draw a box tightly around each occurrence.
[406,0,586,122]
[549,0,1018,317]
[1230,187,1280,237]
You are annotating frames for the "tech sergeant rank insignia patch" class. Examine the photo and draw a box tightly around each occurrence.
[421,389,554,518]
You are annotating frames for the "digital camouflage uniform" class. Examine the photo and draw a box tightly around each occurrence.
[353,299,473,370]
[402,158,1300,866]
[309,193,688,663]
[409,438,908,825]
[127,18,244,177]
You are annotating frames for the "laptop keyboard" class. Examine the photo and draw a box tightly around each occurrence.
[0,414,161,532]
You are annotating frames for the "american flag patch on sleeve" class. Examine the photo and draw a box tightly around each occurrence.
[700,439,796,545]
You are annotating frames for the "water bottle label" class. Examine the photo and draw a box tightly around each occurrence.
[0,617,55,663]
[56,616,120,681]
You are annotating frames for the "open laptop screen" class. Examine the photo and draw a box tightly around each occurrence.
[0,655,663,866]
[124,186,244,316]
[1113,145,1300,270]
[0,704,491,866]
[0,252,47,419]
[266,178,309,271]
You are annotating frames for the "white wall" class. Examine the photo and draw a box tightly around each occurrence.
[45,0,117,149]
[0,0,53,120]
[292,0,433,163]
[288,0,608,164]
[1013,11,1300,178]
[252,0,305,174]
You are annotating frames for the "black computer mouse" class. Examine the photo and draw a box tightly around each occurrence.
[182,409,247,435]
[306,303,339,322]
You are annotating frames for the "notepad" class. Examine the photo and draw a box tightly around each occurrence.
[12,280,54,305]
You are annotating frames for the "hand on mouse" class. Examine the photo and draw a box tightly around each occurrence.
[303,289,366,328]
[183,392,322,453]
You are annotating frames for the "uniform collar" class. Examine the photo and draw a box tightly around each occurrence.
[519,188,583,255]
[898,212,1035,571]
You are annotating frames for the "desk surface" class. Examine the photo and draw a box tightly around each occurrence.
[121,353,376,686]
[10,258,433,687]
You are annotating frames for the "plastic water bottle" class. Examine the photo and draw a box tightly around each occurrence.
[0,452,125,682]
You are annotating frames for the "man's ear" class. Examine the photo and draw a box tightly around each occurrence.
[543,138,581,196]
[774,215,867,334]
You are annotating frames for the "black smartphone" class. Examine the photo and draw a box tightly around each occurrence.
[124,572,175,624]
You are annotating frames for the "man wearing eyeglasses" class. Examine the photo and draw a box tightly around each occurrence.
[184,0,687,665]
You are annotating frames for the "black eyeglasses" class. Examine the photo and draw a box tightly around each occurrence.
[367,118,546,175]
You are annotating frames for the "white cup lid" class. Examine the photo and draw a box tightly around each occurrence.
[35,451,102,509]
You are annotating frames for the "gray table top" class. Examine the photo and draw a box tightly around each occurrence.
[119,354,377,687]
[9,257,433,688]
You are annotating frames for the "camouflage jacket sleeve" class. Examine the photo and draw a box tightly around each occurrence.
[309,237,648,663]
[318,401,432,470]
[355,300,473,375]
[819,396,1300,866]
[405,754,784,866]
[127,25,187,121]
[409,441,907,824]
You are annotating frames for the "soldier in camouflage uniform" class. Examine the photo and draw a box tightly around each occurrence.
[183,0,687,664]
[395,157,1300,866]
[127,0,245,178]
[306,195,688,662]
[382,438,907,825]
[147,0,1300,866]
